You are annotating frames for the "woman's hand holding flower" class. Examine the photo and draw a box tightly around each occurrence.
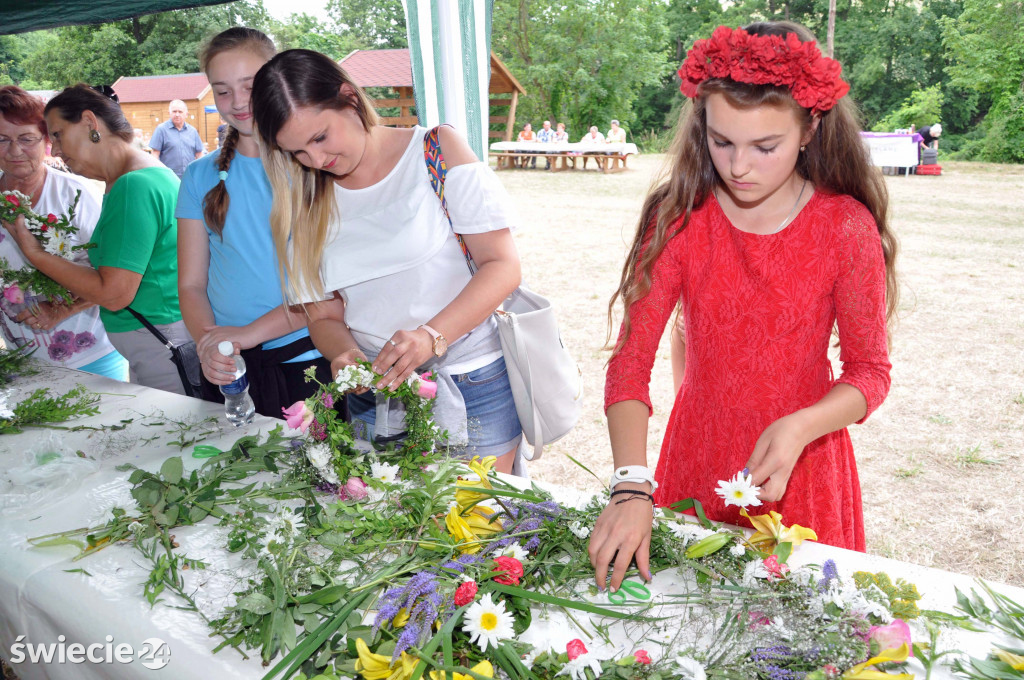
[744,412,813,503]
[371,327,435,390]
[14,301,72,332]
[330,347,369,393]
[1,214,43,260]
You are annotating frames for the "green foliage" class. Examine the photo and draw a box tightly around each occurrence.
[268,14,359,59]
[325,0,408,49]
[873,84,944,131]
[492,0,672,139]
[0,345,37,385]
[853,570,923,620]
[0,384,101,434]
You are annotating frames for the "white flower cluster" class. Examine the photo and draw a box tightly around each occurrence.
[568,521,591,540]
[306,443,338,485]
[333,364,375,392]
[668,521,717,545]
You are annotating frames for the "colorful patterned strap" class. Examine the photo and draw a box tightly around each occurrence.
[423,125,475,274]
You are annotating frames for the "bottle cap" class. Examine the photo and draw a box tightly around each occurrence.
[217,340,234,357]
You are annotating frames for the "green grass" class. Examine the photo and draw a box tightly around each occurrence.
[928,414,953,425]
[894,463,925,478]
[953,444,1001,468]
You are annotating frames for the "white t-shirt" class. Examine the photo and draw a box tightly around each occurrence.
[0,168,116,367]
[314,127,516,372]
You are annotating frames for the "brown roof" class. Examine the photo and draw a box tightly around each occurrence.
[111,73,210,103]
[339,49,525,95]
[339,49,413,88]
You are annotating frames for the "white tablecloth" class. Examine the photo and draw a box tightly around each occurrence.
[1,365,1021,678]
[489,141,639,155]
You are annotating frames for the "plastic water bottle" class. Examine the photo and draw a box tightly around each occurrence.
[218,341,254,426]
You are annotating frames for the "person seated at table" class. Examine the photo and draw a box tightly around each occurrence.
[3,85,191,395]
[606,119,626,143]
[536,120,556,168]
[580,126,605,144]
[0,85,128,381]
[554,122,569,143]
[517,122,536,167]
[919,122,942,149]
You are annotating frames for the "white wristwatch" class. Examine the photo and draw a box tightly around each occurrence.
[610,465,658,491]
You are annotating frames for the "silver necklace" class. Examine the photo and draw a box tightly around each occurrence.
[770,179,808,234]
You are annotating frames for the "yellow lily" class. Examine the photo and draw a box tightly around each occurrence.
[455,456,498,510]
[393,608,409,629]
[842,643,914,679]
[354,638,419,680]
[463,506,504,537]
[429,659,495,680]
[740,508,817,552]
[995,648,1024,670]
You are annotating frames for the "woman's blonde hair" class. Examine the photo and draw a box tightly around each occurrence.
[250,49,379,302]
[198,27,276,238]
[608,21,898,354]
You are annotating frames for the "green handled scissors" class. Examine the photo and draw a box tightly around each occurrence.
[607,579,652,605]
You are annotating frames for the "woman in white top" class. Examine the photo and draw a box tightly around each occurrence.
[250,50,523,473]
[0,85,126,380]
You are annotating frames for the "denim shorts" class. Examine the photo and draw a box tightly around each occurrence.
[349,356,522,458]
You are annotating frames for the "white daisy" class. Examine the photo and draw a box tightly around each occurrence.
[556,652,604,680]
[43,230,73,259]
[715,470,762,508]
[501,543,529,562]
[668,521,715,545]
[306,443,339,485]
[675,656,707,680]
[568,520,591,540]
[370,461,400,484]
[461,592,515,652]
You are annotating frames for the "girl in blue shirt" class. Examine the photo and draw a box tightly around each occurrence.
[176,28,332,417]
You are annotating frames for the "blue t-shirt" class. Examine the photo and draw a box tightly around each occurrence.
[176,150,318,360]
[150,120,204,179]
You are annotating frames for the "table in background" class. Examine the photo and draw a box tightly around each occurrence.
[1,364,1022,679]
[489,141,639,173]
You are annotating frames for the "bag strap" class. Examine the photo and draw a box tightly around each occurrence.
[125,306,174,350]
[424,126,476,276]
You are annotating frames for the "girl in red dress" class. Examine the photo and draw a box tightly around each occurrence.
[589,21,898,591]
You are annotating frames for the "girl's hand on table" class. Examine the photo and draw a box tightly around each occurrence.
[588,483,654,591]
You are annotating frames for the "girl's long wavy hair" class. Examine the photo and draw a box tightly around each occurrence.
[608,21,898,355]
[250,49,379,303]
[199,27,276,238]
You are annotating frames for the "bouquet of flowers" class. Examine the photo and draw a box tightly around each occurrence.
[0,189,88,305]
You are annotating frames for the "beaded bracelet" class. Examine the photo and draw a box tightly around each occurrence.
[609,488,655,505]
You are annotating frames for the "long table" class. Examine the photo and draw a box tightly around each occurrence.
[1,365,1022,678]
[489,141,640,173]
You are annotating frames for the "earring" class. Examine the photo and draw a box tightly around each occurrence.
[89,129,101,143]
[800,145,806,152]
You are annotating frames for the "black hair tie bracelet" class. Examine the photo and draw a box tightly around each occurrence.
[610,488,655,506]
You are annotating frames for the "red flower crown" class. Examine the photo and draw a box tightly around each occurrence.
[678,25,850,114]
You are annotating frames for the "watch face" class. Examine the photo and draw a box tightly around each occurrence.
[434,336,448,357]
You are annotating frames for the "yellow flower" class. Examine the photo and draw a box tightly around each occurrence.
[354,638,418,680]
[429,659,495,680]
[740,508,817,552]
[455,456,498,510]
[393,608,409,628]
[446,506,484,554]
[995,648,1024,670]
[463,506,504,537]
[842,643,914,679]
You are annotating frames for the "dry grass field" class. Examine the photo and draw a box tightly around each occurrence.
[501,154,1024,587]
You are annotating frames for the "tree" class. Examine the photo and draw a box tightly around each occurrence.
[269,13,358,59]
[326,0,408,49]
[492,0,671,139]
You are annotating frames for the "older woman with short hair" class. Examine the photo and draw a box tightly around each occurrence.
[1,85,188,394]
[0,85,126,379]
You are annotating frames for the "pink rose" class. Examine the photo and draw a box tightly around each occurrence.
[633,650,651,665]
[281,400,314,432]
[869,619,913,656]
[339,476,368,501]
[3,285,24,305]
[566,639,588,661]
[416,374,437,399]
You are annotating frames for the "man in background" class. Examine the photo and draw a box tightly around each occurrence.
[149,99,203,178]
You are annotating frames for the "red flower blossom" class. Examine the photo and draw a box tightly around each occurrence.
[4,194,19,207]
[47,214,57,223]
[492,556,524,586]
[566,639,588,661]
[676,25,848,113]
[634,650,651,665]
[453,580,478,607]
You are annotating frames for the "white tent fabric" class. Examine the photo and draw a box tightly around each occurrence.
[402,0,492,159]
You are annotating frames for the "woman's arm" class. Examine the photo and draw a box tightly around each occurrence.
[14,298,96,332]
[305,294,366,378]
[371,127,521,387]
[2,214,141,309]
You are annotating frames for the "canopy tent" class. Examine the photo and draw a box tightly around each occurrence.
[0,0,235,35]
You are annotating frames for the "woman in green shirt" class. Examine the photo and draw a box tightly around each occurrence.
[1,85,189,394]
